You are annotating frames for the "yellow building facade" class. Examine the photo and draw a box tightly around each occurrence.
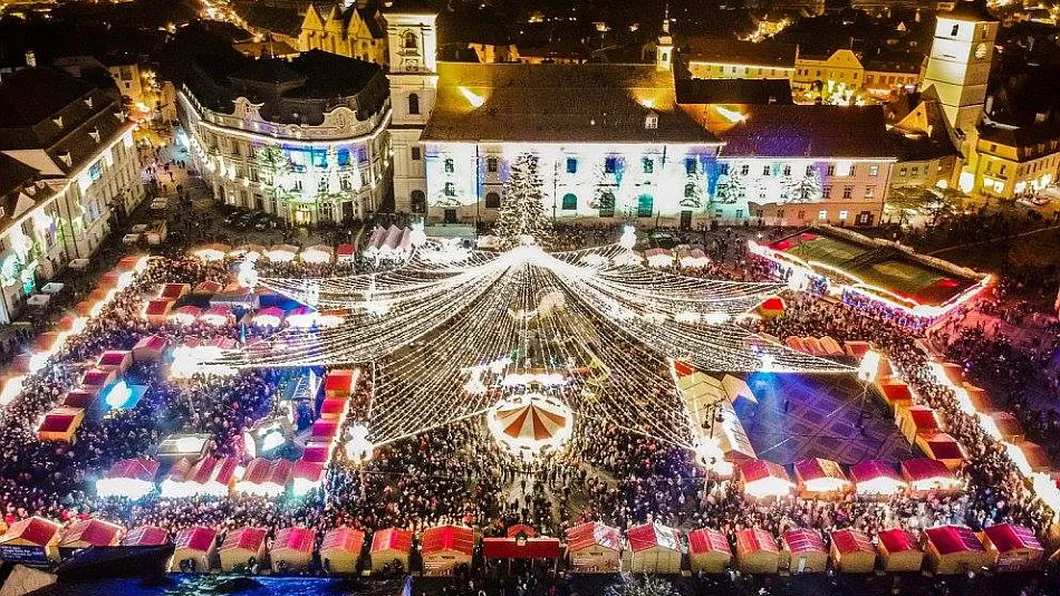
[298,4,388,66]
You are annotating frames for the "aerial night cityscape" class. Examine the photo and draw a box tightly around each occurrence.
[0,0,1060,595]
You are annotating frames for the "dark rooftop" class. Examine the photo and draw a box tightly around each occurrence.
[709,104,897,159]
[675,79,792,105]
[681,38,797,69]
[946,0,997,23]
[0,67,96,128]
[0,152,38,198]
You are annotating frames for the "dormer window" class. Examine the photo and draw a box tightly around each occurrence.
[52,117,63,129]
[58,152,72,167]
[88,128,101,143]
[84,97,93,108]
[644,113,658,130]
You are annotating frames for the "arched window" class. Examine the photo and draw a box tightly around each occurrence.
[485,192,501,209]
[561,193,577,210]
[684,183,696,198]
[404,31,418,49]
[598,192,615,218]
[636,194,654,218]
[410,190,426,213]
[408,93,420,115]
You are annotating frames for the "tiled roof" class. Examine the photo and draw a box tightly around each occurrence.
[0,67,97,128]
[675,78,792,105]
[710,104,898,159]
[682,38,797,69]
[423,62,719,144]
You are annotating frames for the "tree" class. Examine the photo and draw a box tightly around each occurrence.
[680,173,706,208]
[713,172,746,205]
[494,152,553,249]
[257,144,294,202]
[885,186,963,227]
[784,171,822,203]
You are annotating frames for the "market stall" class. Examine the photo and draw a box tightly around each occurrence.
[849,460,907,497]
[420,525,475,576]
[290,459,324,497]
[370,527,412,572]
[121,526,169,547]
[79,368,115,396]
[234,458,292,498]
[874,379,913,411]
[58,518,122,557]
[901,458,962,496]
[780,528,827,573]
[324,369,357,399]
[37,407,85,443]
[1005,440,1052,477]
[793,458,850,499]
[566,522,621,573]
[95,457,160,500]
[923,525,991,575]
[626,522,683,574]
[740,459,794,500]
[95,350,132,375]
[829,528,875,573]
[916,431,966,470]
[169,305,202,325]
[144,299,174,325]
[977,412,1024,443]
[0,516,61,565]
[981,524,1044,572]
[735,528,779,574]
[159,283,191,301]
[687,528,732,574]
[876,528,923,572]
[897,405,941,443]
[320,526,365,573]
[219,527,267,572]
[270,527,316,572]
[170,527,216,572]
[133,335,168,363]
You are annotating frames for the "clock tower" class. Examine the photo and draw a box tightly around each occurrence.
[384,2,438,215]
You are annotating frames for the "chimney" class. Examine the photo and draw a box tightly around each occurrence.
[25,50,36,68]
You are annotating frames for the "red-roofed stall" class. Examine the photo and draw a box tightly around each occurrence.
[901,458,961,496]
[875,378,913,411]
[566,522,621,573]
[170,527,217,572]
[159,283,190,301]
[319,397,348,421]
[898,405,941,443]
[96,457,159,500]
[850,460,907,497]
[421,525,475,576]
[144,299,174,325]
[923,526,990,575]
[320,526,365,573]
[37,407,85,443]
[780,528,827,573]
[121,526,169,547]
[370,527,412,572]
[876,528,923,572]
[0,517,61,564]
[290,459,324,497]
[61,389,95,409]
[235,458,292,498]
[481,535,561,560]
[982,524,1043,572]
[133,334,168,362]
[79,368,115,397]
[740,459,793,500]
[627,522,683,574]
[735,528,779,574]
[829,528,875,573]
[95,350,132,375]
[916,431,966,471]
[688,528,732,573]
[219,527,267,572]
[58,518,122,557]
[793,458,850,499]
[324,369,356,399]
[271,527,316,572]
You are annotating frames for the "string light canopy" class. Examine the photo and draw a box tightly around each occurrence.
[206,240,851,448]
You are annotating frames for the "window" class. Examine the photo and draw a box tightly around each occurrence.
[644,114,658,129]
[990,143,997,152]
[340,177,351,191]
[485,192,501,209]
[411,147,421,161]
[818,210,828,220]
[444,182,456,196]
[404,31,418,49]
[868,164,879,176]
[797,210,805,220]
[444,158,455,174]
[684,183,696,198]
[899,167,907,176]
[806,165,814,176]
[842,186,853,199]
[566,158,578,174]
[822,185,832,199]
[318,177,329,193]
[561,193,577,210]
[487,157,498,173]
[411,190,426,213]
[736,209,744,218]
[598,192,615,217]
[605,157,618,174]
[636,195,654,218]
[847,164,856,176]
[763,165,771,176]
[408,93,420,115]
[88,160,103,182]
[839,210,849,220]
[999,164,1007,175]
[685,158,697,175]
[740,164,749,176]
[950,24,959,37]
[865,186,875,198]
[783,165,791,176]
[826,164,835,176]
[642,158,654,174]
[337,148,351,167]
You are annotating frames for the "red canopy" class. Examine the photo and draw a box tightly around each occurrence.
[1,517,60,546]
[321,527,365,554]
[174,527,216,552]
[850,460,901,484]
[311,419,339,441]
[879,381,913,402]
[627,523,682,553]
[983,524,1042,554]
[221,527,266,552]
[688,528,731,555]
[924,526,985,555]
[106,458,159,482]
[144,299,174,317]
[241,458,293,486]
[97,351,130,368]
[735,529,778,554]
[901,458,953,482]
[39,408,81,432]
[878,528,917,553]
[336,244,355,257]
[122,526,169,546]
[61,519,121,547]
[160,283,190,300]
[830,529,873,554]
[482,537,560,559]
[794,458,846,482]
[566,522,621,552]
[783,528,825,555]
[421,525,474,557]
[80,368,113,389]
[920,432,965,460]
[371,528,412,554]
[291,459,323,483]
[62,390,95,408]
[324,370,355,395]
[273,527,315,553]
[740,459,790,484]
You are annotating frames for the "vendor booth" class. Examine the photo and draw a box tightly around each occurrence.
[740,459,794,499]
[0,516,61,565]
[793,458,850,499]
[58,518,122,558]
[875,379,913,411]
[901,458,961,496]
[849,460,907,497]
[566,522,621,573]
[923,525,991,575]
[898,405,941,443]
[144,299,174,325]
[829,528,875,573]
[79,369,115,396]
[170,527,216,572]
[420,525,475,576]
[132,334,168,363]
[320,526,365,573]
[122,526,169,547]
[324,369,357,398]
[481,535,561,562]
[981,524,1043,572]
[876,528,923,572]
[96,457,159,500]
[270,527,316,572]
[1005,441,1052,477]
[290,459,324,497]
[159,283,191,301]
[219,527,267,572]
[234,458,292,498]
[916,432,966,470]
[735,528,779,574]
[37,407,85,443]
[780,528,827,573]
[626,522,683,574]
[687,528,732,574]
[978,412,1024,443]
[370,527,412,572]
[96,350,132,375]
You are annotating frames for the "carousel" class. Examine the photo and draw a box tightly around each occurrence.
[486,392,573,459]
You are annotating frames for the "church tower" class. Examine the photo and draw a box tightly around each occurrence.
[383,2,438,215]
[922,0,998,187]
[656,4,673,72]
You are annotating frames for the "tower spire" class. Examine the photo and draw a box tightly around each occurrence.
[663,3,670,35]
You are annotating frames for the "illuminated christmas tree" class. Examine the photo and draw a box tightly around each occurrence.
[494,152,553,249]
